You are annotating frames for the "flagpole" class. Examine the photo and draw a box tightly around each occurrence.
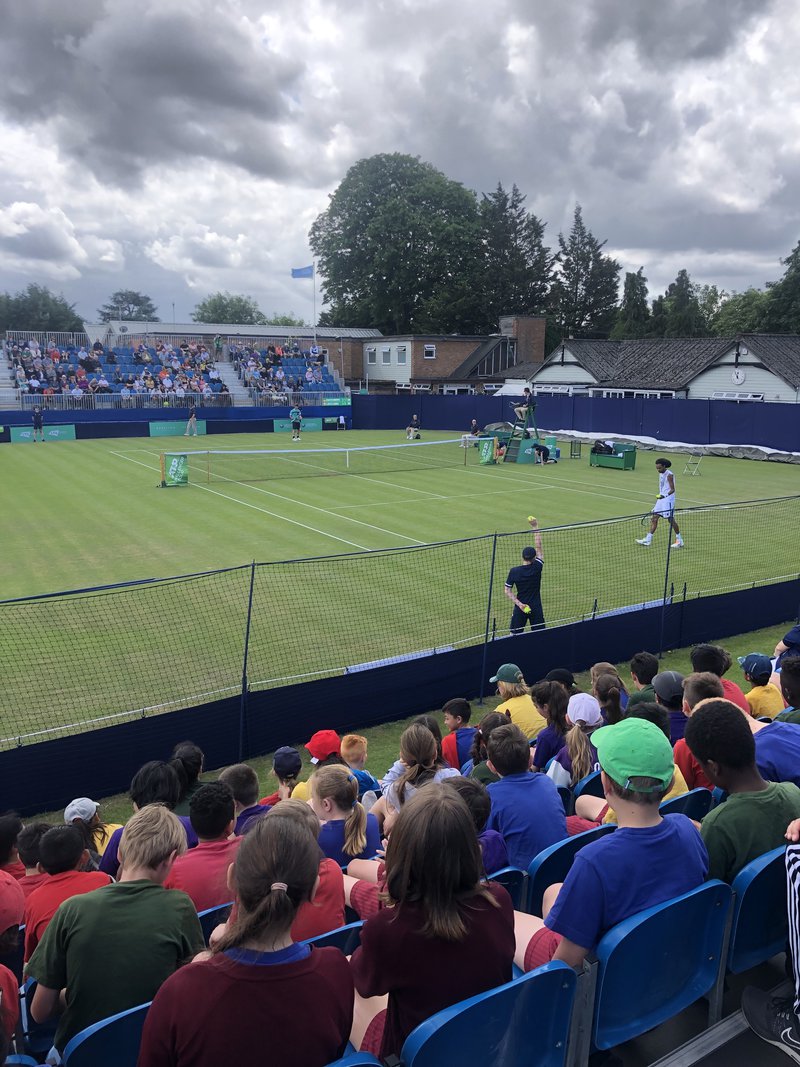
[313,259,317,344]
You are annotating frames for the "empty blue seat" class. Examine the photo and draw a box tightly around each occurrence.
[301,921,364,954]
[400,962,576,1067]
[588,880,732,1051]
[526,825,616,916]
[62,1002,150,1067]
[727,845,787,973]
[572,770,604,802]
[197,901,233,945]
[487,866,527,909]
[659,787,714,820]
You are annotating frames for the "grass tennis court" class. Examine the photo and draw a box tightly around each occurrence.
[2,429,799,745]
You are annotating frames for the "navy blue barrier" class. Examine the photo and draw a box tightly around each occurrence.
[4,579,797,816]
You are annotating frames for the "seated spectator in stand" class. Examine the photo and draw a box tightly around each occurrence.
[29,807,203,1057]
[23,827,111,962]
[139,813,354,1067]
[0,814,24,881]
[490,663,547,739]
[310,766,381,865]
[775,624,800,668]
[652,670,687,743]
[685,700,800,882]
[260,746,303,806]
[379,715,447,791]
[64,797,122,858]
[463,711,508,782]
[627,651,659,709]
[441,698,478,771]
[574,704,689,827]
[513,717,708,972]
[775,656,800,724]
[219,764,268,836]
[16,822,52,898]
[590,662,629,712]
[530,681,569,771]
[674,673,724,789]
[594,672,625,724]
[738,653,785,719]
[545,667,581,697]
[171,741,205,816]
[371,723,459,833]
[291,730,346,803]
[340,735,381,798]
[348,785,515,1060]
[486,723,567,867]
[749,706,800,788]
[164,783,240,911]
[0,872,25,1054]
[546,693,603,789]
[99,761,198,877]
[443,776,508,875]
[690,643,749,712]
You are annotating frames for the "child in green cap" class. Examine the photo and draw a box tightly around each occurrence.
[513,716,708,972]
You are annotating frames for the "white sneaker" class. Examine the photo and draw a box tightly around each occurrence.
[636,538,651,546]
[671,540,684,548]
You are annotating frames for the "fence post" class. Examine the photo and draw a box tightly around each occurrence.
[238,560,257,761]
[658,516,675,657]
[478,534,499,705]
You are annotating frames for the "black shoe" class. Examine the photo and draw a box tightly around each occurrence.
[741,987,800,1063]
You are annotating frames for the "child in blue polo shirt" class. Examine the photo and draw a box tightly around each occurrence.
[513,717,708,972]
[441,699,478,772]
[485,724,567,868]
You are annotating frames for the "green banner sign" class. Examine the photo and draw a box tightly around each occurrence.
[323,397,351,406]
[11,425,76,443]
[479,437,497,465]
[162,453,189,487]
[273,418,323,432]
[149,421,206,437]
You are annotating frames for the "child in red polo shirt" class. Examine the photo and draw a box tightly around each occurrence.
[16,822,52,899]
[675,672,724,789]
[164,783,240,912]
[0,872,25,1056]
[23,827,111,962]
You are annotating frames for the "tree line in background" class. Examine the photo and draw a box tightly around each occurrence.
[0,287,306,333]
[3,151,799,343]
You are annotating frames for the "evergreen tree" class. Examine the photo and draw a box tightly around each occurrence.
[549,205,620,337]
[649,295,668,337]
[0,283,83,332]
[712,288,768,335]
[663,269,706,336]
[760,239,800,332]
[611,268,650,339]
[478,183,552,331]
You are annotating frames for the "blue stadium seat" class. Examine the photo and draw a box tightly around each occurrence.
[727,845,787,974]
[400,962,576,1067]
[487,866,527,909]
[197,902,233,945]
[301,921,364,954]
[584,880,732,1052]
[326,1054,381,1066]
[658,787,714,820]
[572,770,604,802]
[5,1057,40,1065]
[526,826,616,916]
[19,979,58,1060]
[62,1001,150,1067]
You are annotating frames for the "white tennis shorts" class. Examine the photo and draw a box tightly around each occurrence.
[653,495,676,517]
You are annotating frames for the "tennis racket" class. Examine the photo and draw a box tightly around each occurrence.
[640,511,654,527]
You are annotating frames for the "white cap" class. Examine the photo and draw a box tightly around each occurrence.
[64,798,99,823]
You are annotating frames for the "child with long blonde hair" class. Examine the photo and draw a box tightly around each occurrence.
[546,693,603,789]
[310,765,381,866]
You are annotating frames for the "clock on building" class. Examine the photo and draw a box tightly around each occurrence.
[731,367,747,386]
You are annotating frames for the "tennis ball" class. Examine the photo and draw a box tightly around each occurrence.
[527,515,535,522]
[523,605,531,614]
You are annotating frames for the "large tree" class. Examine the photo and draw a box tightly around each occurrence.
[662,269,707,336]
[549,205,620,338]
[192,292,267,325]
[265,312,307,327]
[98,289,159,322]
[760,238,800,332]
[611,268,650,339]
[477,183,552,331]
[0,283,83,332]
[712,288,768,335]
[310,153,482,334]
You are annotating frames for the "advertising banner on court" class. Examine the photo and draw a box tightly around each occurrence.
[479,437,497,465]
[161,453,189,487]
[11,425,77,443]
[149,421,206,437]
[323,397,351,406]
[273,418,323,432]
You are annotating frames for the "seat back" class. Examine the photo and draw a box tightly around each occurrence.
[572,770,604,801]
[301,921,364,954]
[526,826,615,916]
[62,1002,150,1067]
[401,962,576,1067]
[659,788,714,821]
[325,1054,382,1066]
[20,979,58,1059]
[197,901,233,945]
[487,867,527,910]
[728,846,787,973]
[592,880,732,1050]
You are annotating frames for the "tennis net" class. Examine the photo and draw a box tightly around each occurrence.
[165,438,480,483]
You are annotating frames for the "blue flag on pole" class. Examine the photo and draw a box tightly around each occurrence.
[291,264,314,279]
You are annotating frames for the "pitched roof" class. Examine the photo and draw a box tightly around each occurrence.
[534,334,800,390]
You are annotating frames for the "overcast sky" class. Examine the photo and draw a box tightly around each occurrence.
[1,0,798,326]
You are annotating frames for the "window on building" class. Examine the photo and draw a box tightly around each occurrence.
[367,347,377,365]
[396,346,407,365]
[423,344,436,359]
[382,347,391,365]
